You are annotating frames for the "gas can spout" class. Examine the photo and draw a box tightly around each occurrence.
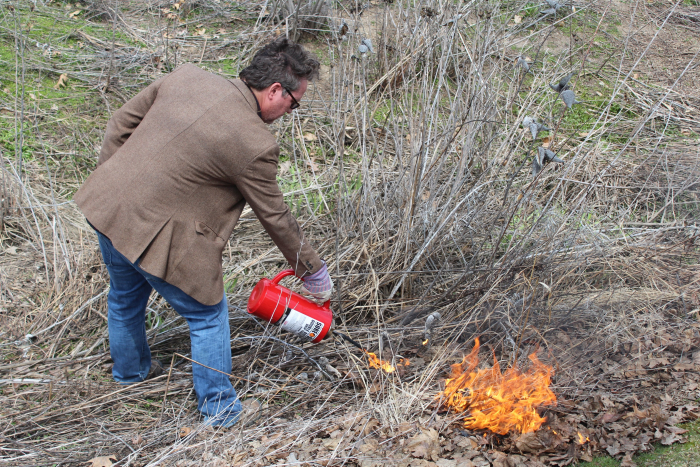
[331,330,365,351]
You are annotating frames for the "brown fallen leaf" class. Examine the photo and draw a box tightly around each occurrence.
[179,426,192,437]
[660,432,685,445]
[54,73,68,89]
[667,426,689,435]
[322,438,341,450]
[406,428,440,461]
[443,457,475,467]
[363,418,379,436]
[278,160,292,174]
[605,440,622,457]
[394,422,414,436]
[601,413,621,423]
[86,455,117,467]
[490,450,509,467]
[692,351,700,365]
[359,438,379,454]
[225,449,246,465]
[514,431,546,453]
[674,363,694,371]
[620,453,637,467]
[306,158,319,172]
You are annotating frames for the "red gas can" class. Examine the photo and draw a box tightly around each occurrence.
[247,270,333,343]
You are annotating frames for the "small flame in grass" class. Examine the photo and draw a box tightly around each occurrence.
[364,351,409,373]
[422,339,429,345]
[437,338,556,435]
[577,432,590,444]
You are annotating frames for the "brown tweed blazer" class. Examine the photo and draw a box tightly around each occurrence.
[74,63,322,305]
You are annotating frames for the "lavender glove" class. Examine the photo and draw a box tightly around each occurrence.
[300,261,334,304]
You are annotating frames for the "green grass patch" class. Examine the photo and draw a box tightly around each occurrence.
[580,419,700,467]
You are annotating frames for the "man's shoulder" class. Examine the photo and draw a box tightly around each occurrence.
[153,64,238,111]
[172,62,212,75]
[167,63,228,85]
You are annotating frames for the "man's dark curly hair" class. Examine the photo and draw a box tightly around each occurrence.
[240,38,320,92]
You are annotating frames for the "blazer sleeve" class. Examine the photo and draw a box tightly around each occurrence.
[98,76,166,166]
[233,145,323,277]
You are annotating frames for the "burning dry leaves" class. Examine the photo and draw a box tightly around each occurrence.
[438,338,556,435]
[364,350,410,373]
[416,333,700,466]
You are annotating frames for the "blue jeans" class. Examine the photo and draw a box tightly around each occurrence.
[94,229,241,426]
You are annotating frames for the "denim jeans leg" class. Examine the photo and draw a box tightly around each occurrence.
[95,230,153,383]
[139,271,241,426]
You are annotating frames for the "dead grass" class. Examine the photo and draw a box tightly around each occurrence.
[1,0,699,465]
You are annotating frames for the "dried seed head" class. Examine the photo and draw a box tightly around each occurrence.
[379,331,392,355]
[550,72,573,93]
[517,56,530,72]
[425,312,441,332]
[560,89,580,109]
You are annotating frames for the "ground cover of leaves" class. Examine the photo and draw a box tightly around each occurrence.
[2,0,700,465]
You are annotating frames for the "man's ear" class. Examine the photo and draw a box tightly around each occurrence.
[267,82,283,99]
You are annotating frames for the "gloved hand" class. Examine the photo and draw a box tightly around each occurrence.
[300,261,334,305]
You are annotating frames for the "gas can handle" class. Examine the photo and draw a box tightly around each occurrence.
[271,269,296,284]
[271,270,332,310]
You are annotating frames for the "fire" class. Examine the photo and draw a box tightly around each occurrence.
[577,432,590,444]
[365,351,409,373]
[437,338,556,435]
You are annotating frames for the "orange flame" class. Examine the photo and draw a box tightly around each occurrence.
[364,351,409,373]
[437,338,556,435]
[577,432,590,444]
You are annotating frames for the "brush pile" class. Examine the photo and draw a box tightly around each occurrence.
[1,0,699,465]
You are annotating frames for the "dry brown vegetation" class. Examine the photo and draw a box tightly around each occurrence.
[1,0,699,465]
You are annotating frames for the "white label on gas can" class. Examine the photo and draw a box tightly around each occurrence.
[280,308,324,341]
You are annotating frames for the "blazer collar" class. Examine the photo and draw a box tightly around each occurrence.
[230,78,262,120]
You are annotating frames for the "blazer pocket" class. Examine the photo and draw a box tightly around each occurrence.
[194,221,224,243]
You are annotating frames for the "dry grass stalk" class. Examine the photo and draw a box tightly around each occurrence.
[1,0,699,464]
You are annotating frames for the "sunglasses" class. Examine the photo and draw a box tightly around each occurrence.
[284,87,300,110]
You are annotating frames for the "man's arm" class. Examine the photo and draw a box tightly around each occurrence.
[99,76,166,166]
[233,146,324,278]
